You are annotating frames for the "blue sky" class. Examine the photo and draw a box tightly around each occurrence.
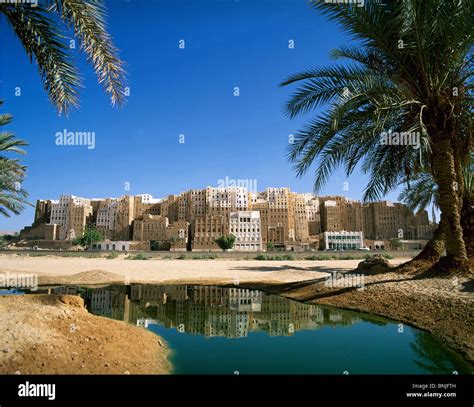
[1,0,410,231]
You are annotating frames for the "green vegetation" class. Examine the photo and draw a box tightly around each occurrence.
[73,225,103,249]
[0,0,127,114]
[281,0,473,271]
[177,254,187,260]
[0,1,126,217]
[0,101,29,218]
[192,254,218,260]
[266,242,275,252]
[22,251,101,258]
[255,254,295,261]
[390,238,403,250]
[0,233,18,245]
[214,234,236,251]
[125,252,150,260]
[399,155,473,259]
[106,251,119,259]
[304,255,333,261]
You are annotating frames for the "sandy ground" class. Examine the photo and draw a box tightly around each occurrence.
[0,294,170,374]
[0,255,410,286]
[1,254,472,371]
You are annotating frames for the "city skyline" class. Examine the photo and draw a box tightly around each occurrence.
[4,180,436,232]
[0,0,421,231]
[19,185,434,252]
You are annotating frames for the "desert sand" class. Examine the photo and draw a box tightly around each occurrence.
[0,255,410,286]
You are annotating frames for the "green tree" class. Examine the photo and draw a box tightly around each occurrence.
[215,234,236,251]
[281,0,472,272]
[73,224,103,248]
[266,241,275,252]
[0,234,18,246]
[1,0,127,115]
[399,154,473,259]
[399,172,446,263]
[0,102,29,217]
[390,238,402,250]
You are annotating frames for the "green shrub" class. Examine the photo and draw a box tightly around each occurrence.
[283,254,295,260]
[304,254,334,260]
[192,254,217,260]
[106,251,119,259]
[126,252,149,260]
[255,254,295,261]
[25,251,102,258]
[214,234,236,251]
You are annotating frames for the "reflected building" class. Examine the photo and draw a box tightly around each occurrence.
[78,284,362,339]
[86,285,130,321]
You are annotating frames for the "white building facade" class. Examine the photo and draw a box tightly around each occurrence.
[229,211,262,251]
[323,231,364,250]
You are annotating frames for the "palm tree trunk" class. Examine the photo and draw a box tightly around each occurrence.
[461,194,473,258]
[412,222,445,262]
[431,137,467,262]
[395,220,445,272]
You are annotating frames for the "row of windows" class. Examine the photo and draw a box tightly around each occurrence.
[234,244,261,249]
[327,236,362,241]
[230,228,260,233]
[95,244,127,251]
[328,243,361,249]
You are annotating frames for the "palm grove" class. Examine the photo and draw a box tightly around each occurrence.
[282,0,472,273]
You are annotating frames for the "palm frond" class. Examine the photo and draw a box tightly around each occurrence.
[0,100,30,217]
[51,0,127,107]
[2,4,81,115]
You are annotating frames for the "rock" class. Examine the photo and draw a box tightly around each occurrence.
[357,255,390,272]
[58,295,84,308]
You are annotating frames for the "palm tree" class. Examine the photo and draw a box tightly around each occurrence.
[398,173,446,263]
[1,0,127,115]
[399,154,473,259]
[0,102,29,217]
[281,0,472,272]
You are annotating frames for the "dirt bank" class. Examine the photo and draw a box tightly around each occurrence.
[0,294,170,374]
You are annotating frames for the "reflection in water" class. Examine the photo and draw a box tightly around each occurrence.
[410,331,469,374]
[52,284,473,374]
[54,284,361,338]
